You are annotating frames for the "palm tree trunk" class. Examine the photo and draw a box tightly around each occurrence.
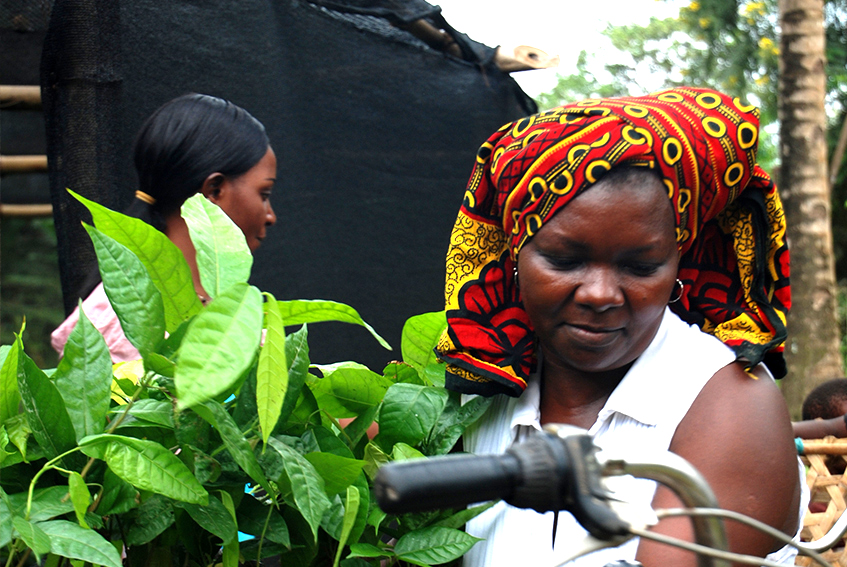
[778,0,844,417]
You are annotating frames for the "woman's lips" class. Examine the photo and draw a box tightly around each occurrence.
[564,323,623,348]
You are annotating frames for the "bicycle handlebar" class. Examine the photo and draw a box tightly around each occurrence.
[375,427,630,540]
[374,425,731,567]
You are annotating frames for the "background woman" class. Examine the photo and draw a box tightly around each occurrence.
[52,93,277,361]
[436,88,805,566]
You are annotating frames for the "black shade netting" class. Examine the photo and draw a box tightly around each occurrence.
[41,0,537,370]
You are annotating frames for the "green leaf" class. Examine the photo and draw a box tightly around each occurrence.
[144,352,176,378]
[69,189,201,332]
[0,341,20,423]
[367,506,387,536]
[258,293,287,443]
[311,362,393,419]
[0,427,15,469]
[321,493,345,540]
[6,486,75,523]
[423,392,492,456]
[68,473,91,528]
[175,282,263,409]
[362,442,389,481]
[219,490,239,567]
[277,299,391,350]
[401,311,446,372]
[79,434,208,504]
[432,501,497,530]
[0,490,12,548]
[275,508,318,565]
[233,364,258,429]
[123,495,174,546]
[38,519,122,567]
[16,346,78,465]
[277,325,310,428]
[53,305,112,442]
[391,443,425,462]
[383,361,425,385]
[236,495,290,547]
[284,387,322,435]
[377,384,449,450]
[178,494,237,545]
[348,473,370,545]
[182,193,253,298]
[110,398,174,427]
[267,437,331,542]
[193,400,273,497]
[348,542,391,559]
[12,517,51,558]
[333,486,360,567]
[4,414,30,462]
[422,363,447,388]
[83,224,165,357]
[304,452,365,497]
[96,467,138,516]
[338,406,379,451]
[305,426,355,458]
[393,526,481,566]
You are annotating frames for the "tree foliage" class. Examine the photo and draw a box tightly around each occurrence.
[537,0,847,277]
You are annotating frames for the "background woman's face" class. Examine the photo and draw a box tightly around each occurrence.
[212,147,278,251]
[516,171,679,375]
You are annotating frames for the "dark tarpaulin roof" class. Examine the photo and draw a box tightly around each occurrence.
[42,0,536,370]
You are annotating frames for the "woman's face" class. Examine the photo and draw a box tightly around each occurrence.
[212,147,278,251]
[516,171,679,376]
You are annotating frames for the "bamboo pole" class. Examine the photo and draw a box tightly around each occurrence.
[0,85,41,109]
[0,204,53,217]
[801,439,847,455]
[0,155,48,173]
[494,45,560,73]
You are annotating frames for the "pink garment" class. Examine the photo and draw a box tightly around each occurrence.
[51,282,141,363]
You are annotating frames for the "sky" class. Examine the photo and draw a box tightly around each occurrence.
[433,0,686,97]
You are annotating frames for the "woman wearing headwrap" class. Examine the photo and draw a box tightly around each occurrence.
[436,88,806,566]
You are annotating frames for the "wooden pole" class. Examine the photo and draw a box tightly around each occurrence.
[0,155,48,173]
[0,85,41,110]
[0,204,53,217]
[494,45,560,73]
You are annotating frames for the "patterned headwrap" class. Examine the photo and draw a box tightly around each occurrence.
[436,87,790,397]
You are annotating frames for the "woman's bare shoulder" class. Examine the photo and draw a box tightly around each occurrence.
[673,361,795,467]
[673,361,800,538]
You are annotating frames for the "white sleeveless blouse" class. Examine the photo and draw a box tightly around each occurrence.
[461,308,807,567]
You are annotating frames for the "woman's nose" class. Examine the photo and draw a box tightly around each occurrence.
[265,202,277,226]
[574,268,624,312]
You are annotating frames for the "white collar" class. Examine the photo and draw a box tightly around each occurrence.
[508,308,679,436]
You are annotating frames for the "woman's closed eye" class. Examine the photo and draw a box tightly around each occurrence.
[622,261,662,277]
[543,255,583,271]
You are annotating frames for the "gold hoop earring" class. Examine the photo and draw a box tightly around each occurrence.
[669,279,684,304]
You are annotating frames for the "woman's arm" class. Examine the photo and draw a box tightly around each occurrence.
[634,362,801,567]
[793,415,847,439]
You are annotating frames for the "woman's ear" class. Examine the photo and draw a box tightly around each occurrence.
[201,173,226,203]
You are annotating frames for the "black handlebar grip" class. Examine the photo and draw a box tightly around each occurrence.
[374,453,522,514]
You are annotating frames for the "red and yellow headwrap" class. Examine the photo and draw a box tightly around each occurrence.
[436,87,790,397]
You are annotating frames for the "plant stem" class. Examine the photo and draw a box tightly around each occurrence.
[13,547,30,567]
[105,379,147,435]
[81,378,147,486]
[25,447,85,519]
[256,499,276,563]
[4,543,16,567]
